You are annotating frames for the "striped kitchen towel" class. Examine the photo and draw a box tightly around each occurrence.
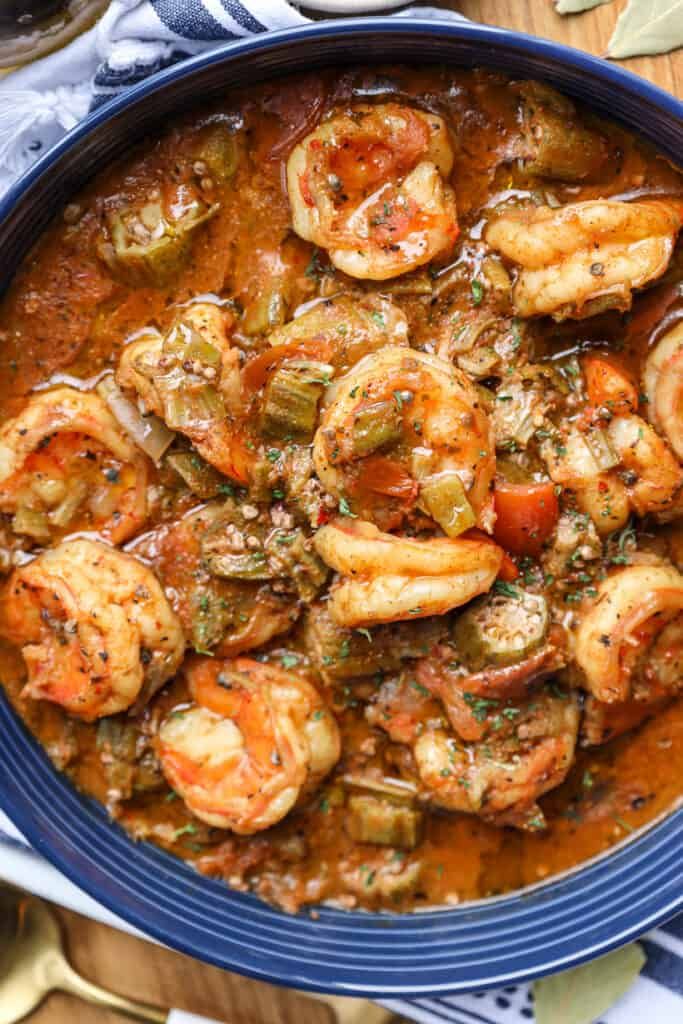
[0,2,682,1021]
[0,0,455,192]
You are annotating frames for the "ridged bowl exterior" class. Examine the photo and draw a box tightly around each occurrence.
[0,18,681,997]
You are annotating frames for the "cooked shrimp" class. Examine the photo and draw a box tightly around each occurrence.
[574,564,683,703]
[0,539,184,721]
[607,414,682,517]
[117,302,252,483]
[314,517,502,627]
[486,200,682,320]
[366,673,446,745]
[0,388,147,545]
[643,320,683,460]
[414,688,580,830]
[157,657,340,833]
[542,414,682,531]
[313,347,495,532]
[581,693,669,747]
[542,426,628,535]
[287,104,458,280]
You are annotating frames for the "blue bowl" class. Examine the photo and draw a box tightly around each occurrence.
[0,18,681,998]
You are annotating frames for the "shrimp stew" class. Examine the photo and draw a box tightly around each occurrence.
[1,68,682,913]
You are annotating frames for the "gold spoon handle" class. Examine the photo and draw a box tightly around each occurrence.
[53,955,167,1024]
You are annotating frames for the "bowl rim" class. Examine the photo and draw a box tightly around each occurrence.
[0,15,681,998]
[1,13,682,219]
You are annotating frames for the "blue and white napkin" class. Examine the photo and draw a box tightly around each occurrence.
[0,0,453,191]
[0,2,682,1021]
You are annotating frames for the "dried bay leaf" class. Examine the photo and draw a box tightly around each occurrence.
[608,0,683,58]
[533,942,646,1024]
[555,0,612,14]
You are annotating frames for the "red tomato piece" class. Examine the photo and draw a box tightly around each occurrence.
[358,456,418,503]
[493,481,559,558]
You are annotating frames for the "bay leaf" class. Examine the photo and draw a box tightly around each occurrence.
[555,0,612,13]
[607,0,683,58]
[533,942,646,1024]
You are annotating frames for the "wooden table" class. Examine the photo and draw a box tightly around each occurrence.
[36,2,679,1022]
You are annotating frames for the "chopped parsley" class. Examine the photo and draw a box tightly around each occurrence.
[463,692,499,722]
[338,496,357,517]
[493,580,522,599]
[172,823,198,841]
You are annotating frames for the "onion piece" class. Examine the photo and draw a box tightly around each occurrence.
[97,375,174,463]
[342,774,418,801]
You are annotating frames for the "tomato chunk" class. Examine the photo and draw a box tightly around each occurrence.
[355,456,418,503]
[493,481,559,558]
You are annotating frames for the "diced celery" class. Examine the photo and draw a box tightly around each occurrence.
[492,380,541,448]
[346,795,423,849]
[160,374,223,430]
[166,450,224,499]
[420,473,476,538]
[11,505,51,542]
[242,287,289,336]
[584,427,619,472]
[261,360,332,441]
[351,400,403,456]
[48,478,89,528]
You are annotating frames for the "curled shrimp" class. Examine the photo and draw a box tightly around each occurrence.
[117,302,252,483]
[606,414,682,517]
[0,539,184,721]
[486,200,682,320]
[157,657,340,834]
[313,346,495,532]
[543,414,682,531]
[542,426,629,535]
[366,673,446,745]
[287,104,458,280]
[643,320,683,460]
[574,564,683,703]
[313,517,502,627]
[413,688,580,830]
[581,693,669,747]
[0,387,147,546]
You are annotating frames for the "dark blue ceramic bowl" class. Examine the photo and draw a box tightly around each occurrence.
[0,18,681,998]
